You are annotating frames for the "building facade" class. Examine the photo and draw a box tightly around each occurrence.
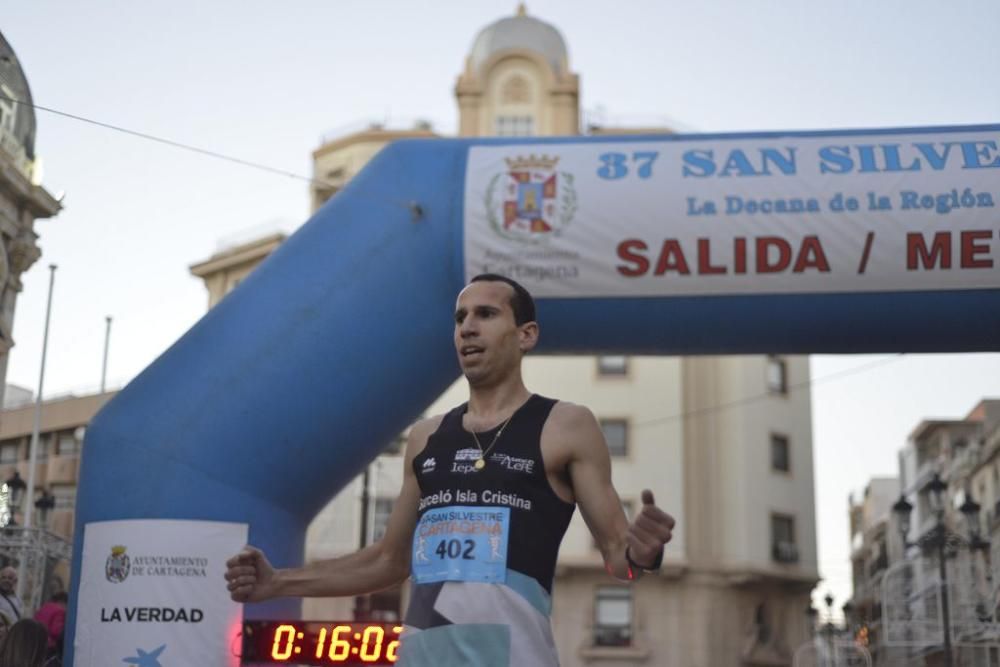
[191,7,818,665]
[0,29,66,613]
[0,31,61,409]
[848,477,901,663]
[0,390,115,542]
[0,389,112,611]
[851,399,1000,666]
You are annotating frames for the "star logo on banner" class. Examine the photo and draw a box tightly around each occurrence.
[122,644,166,666]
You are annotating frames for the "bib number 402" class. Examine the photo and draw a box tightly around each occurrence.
[435,539,475,560]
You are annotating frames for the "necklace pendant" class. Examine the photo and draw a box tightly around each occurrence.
[474,458,486,471]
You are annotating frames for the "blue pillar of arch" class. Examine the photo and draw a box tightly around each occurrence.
[63,132,1000,665]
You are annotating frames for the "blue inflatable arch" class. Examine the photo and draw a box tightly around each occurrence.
[65,129,1000,662]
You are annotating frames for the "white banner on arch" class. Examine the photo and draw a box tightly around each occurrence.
[464,127,1000,297]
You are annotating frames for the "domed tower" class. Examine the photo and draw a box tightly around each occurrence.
[0,31,61,406]
[455,4,580,137]
[0,34,38,177]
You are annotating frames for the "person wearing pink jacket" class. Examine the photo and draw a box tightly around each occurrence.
[32,592,66,659]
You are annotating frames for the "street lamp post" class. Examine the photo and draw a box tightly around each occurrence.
[892,473,991,667]
[26,264,57,530]
[842,601,855,640]
[823,592,836,667]
[804,594,860,667]
[806,605,819,638]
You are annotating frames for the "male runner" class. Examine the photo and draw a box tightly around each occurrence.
[225,274,675,665]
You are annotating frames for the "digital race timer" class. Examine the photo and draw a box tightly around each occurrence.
[241,621,402,665]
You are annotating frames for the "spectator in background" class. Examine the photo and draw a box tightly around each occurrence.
[0,568,22,622]
[0,612,12,645]
[0,618,50,667]
[34,592,67,659]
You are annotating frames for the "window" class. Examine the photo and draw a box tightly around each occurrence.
[766,356,788,394]
[594,586,632,647]
[0,86,16,133]
[771,434,790,472]
[57,431,81,457]
[979,483,988,534]
[0,440,19,464]
[597,356,628,376]
[771,514,798,563]
[314,186,339,208]
[33,434,50,461]
[600,419,628,457]
[494,115,535,137]
[52,485,76,510]
[371,498,393,542]
[917,490,932,527]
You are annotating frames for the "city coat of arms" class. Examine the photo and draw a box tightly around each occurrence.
[484,154,576,244]
[105,544,130,583]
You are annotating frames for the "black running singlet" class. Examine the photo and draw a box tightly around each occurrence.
[398,394,575,666]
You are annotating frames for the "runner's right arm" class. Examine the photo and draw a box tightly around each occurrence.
[225,417,440,602]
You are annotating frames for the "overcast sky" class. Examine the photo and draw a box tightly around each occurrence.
[4,0,1000,621]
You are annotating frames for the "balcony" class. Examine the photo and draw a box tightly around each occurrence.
[593,625,632,648]
[772,541,799,563]
[915,459,938,484]
[854,568,886,607]
[866,551,889,579]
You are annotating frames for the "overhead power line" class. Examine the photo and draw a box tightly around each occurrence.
[632,354,906,430]
[1,94,334,188]
[0,98,918,426]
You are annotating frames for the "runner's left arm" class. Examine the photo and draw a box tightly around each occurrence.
[556,403,675,580]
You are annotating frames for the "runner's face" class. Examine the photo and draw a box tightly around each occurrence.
[454,282,526,385]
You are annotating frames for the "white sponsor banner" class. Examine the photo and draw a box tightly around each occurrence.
[463,128,1000,297]
[75,519,247,667]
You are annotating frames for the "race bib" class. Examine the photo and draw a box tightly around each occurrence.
[411,506,510,584]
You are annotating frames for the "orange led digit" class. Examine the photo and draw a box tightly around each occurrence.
[315,627,327,659]
[328,624,352,660]
[359,625,385,662]
[385,626,402,662]
[270,624,296,661]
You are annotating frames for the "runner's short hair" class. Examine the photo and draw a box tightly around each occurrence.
[469,274,536,325]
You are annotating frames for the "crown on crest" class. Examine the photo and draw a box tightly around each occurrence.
[110,545,127,556]
[505,154,559,170]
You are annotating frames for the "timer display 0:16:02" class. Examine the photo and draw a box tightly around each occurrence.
[241,621,402,665]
